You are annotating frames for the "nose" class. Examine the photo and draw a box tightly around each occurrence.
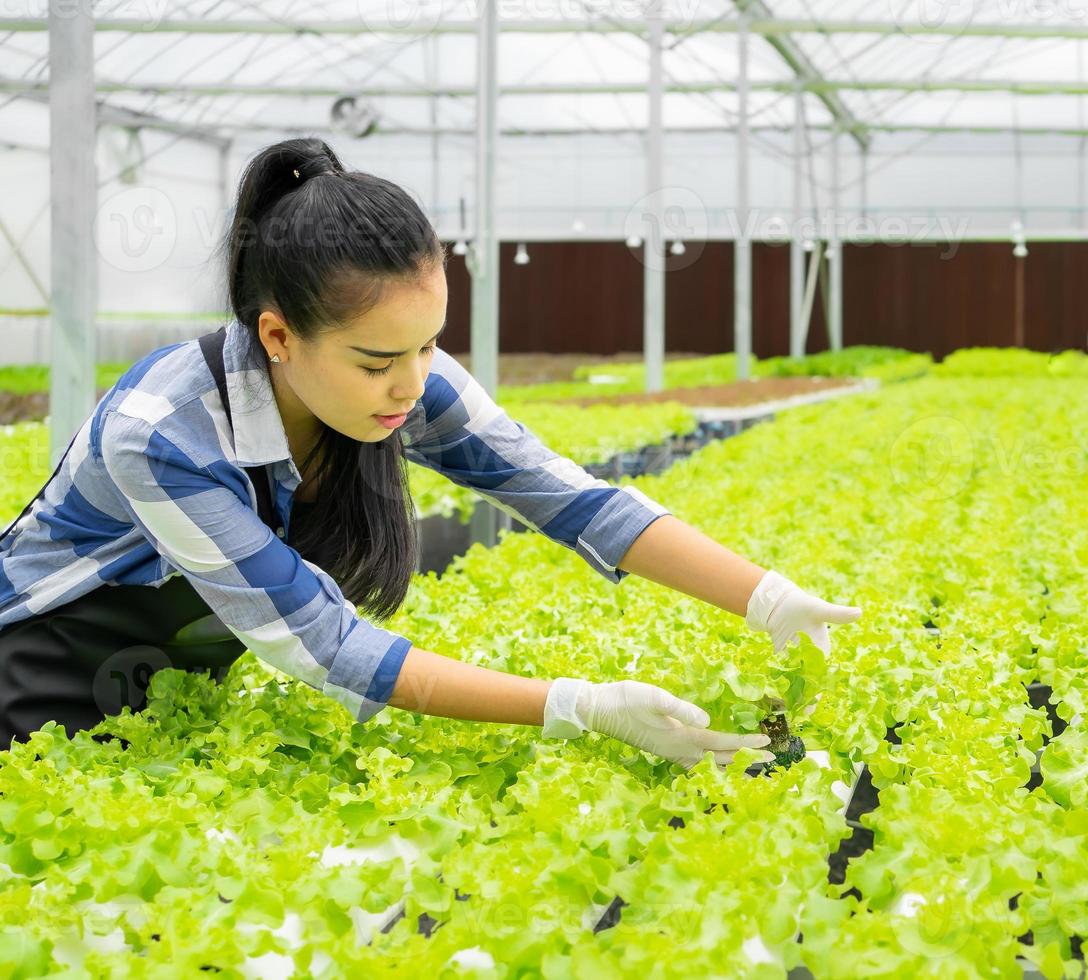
[392,361,427,406]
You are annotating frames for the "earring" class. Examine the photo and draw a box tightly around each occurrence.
[270,354,281,363]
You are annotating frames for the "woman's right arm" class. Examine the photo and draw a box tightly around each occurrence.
[388,647,775,771]
[389,646,551,725]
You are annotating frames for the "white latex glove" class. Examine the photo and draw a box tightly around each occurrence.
[542,677,773,770]
[745,570,862,654]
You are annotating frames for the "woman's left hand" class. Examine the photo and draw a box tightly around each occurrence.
[745,570,862,654]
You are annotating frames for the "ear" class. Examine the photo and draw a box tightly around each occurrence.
[258,309,293,358]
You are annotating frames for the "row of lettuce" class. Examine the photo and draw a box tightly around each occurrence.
[5,342,1086,531]
[0,360,1085,977]
[3,344,1086,402]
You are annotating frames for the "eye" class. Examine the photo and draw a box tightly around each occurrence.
[361,345,437,378]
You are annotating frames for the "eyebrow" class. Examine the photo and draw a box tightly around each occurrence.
[348,320,447,359]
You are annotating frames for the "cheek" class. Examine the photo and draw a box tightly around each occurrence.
[310,365,381,416]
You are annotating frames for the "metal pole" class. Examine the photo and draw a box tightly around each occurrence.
[217,142,231,218]
[428,33,441,221]
[48,0,97,469]
[734,11,752,379]
[860,143,869,221]
[1079,43,1085,229]
[643,0,665,393]
[1014,253,1026,348]
[468,0,500,548]
[828,126,843,351]
[789,83,804,357]
[800,241,824,336]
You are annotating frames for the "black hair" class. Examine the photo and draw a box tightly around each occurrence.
[215,137,446,620]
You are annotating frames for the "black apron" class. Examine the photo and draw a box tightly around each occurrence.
[0,327,313,749]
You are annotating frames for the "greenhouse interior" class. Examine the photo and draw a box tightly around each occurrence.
[1,1,1087,977]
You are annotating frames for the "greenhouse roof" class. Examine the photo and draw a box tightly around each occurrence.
[4,1,1088,146]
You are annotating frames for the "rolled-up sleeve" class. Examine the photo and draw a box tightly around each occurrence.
[402,347,671,584]
[101,411,411,723]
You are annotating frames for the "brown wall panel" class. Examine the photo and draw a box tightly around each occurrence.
[1022,242,1088,352]
[843,242,1017,357]
[663,241,732,354]
[441,240,1088,359]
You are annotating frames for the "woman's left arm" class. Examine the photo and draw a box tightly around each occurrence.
[617,515,862,654]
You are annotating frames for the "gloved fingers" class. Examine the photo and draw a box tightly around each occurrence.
[816,600,863,625]
[803,622,831,656]
[690,729,771,753]
[646,685,711,729]
[711,747,775,768]
[773,626,800,653]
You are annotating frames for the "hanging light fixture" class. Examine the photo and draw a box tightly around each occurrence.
[1011,219,1028,258]
[572,219,586,235]
[452,239,468,255]
[670,240,686,256]
[514,243,530,265]
[625,234,642,249]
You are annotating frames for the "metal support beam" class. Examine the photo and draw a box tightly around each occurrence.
[789,84,804,358]
[10,77,1088,99]
[468,0,500,550]
[217,142,231,218]
[428,34,441,221]
[799,241,823,346]
[828,128,843,351]
[9,86,229,146]
[8,17,1088,41]
[48,0,97,470]
[643,0,665,395]
[0,215,49,304]
[735,0,868,150]
[860,143,869,220]
[25,120,1088,140]
[734,13,752,380]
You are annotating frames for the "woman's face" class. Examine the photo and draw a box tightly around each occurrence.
[259,264,448,451]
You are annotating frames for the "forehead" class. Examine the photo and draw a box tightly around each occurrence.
[351,270,446,332]
[335,271,448,355]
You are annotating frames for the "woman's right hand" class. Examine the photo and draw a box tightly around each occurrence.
[543,677,773,770]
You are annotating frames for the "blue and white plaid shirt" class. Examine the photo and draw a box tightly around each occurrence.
[0,319,670,722]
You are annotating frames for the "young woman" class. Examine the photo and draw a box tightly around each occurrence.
[0,138,861,767]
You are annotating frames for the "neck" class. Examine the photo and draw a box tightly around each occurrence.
[269,364,322,469]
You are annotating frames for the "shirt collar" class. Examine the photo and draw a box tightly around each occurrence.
[221,318,295,470]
